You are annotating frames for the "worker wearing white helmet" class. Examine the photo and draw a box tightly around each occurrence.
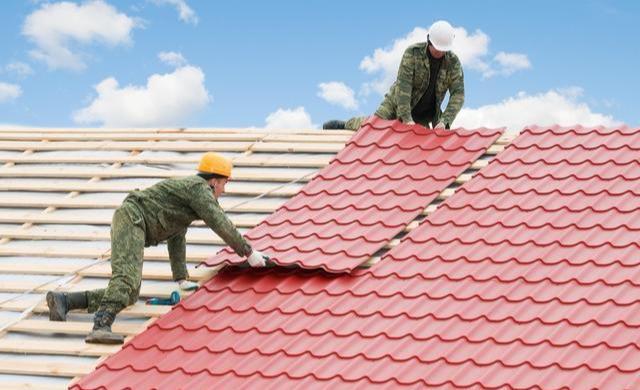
[324,20,465,131]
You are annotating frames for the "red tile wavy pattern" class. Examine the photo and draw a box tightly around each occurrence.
[72,125,640,389]
[203,117,502,272]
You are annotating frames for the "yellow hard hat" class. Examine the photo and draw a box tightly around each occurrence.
[198,152,232,177]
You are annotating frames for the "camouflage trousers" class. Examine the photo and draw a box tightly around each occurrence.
[86,204,145,314]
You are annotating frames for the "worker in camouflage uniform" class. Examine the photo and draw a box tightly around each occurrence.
[323,20,464,131]
[46,152,269,344]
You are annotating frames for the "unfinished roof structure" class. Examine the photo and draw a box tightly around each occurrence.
[5,118,638,389]
[0,125,360,389]
[71,121,640,389]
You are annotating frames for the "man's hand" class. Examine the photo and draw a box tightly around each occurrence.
[434,122,446,130]
[405,120,416,125]
[247,249,269,267]
[177,279,198,291]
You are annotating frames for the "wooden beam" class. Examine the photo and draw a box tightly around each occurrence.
[0,358,94,377]
[0,127,355,136]
[0,382,68,390]
[0,281,195,300]
[0,339,120,357]
[0,246,216,262]
[0,197,284,212]
[0,141,344,153]
[470,159,490,169]
[0,167,315,182]
[486,144,505,155]
[0,300,171,317]
[0,181,302,196]
[0,132,351,143]
[0,133,261,142]
[455,173,473,183]
[0,228,234,246]
[10,319,144,336]
[0,261,218,281]
[0,154,333,168]
[0,212,265,227]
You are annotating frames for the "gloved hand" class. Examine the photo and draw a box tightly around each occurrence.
[434,122,446,130]
[405,120,416,125]
[247,249,269,267]
[177,280,198,291]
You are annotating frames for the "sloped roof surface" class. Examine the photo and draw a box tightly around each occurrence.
[206,117,502,272]
[72,125,640,389]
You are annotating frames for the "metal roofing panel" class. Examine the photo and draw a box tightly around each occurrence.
[73,125,640,389]
[204,117,502,272]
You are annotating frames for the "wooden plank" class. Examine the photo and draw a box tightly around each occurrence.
[0,167,316,182]
[486,144,505,155]
[455,173,473,183]
[0,300,171,317]
[0,262,217,281]
[0,181,301,196]
[0,339,120,357]
[0,382,67,390]
[0,212,265,227]
[10,319,144,336]
[470,159,490,169]
[0,154,333,168]
[0,140,344,153]
[0,228,232,246]
[424,204,439,215]
[0,281,195,300]
[0,133,262,142]
[250,142,344,153]
[0,196,284,212]
[0,127,355,136]
[0,246,215,262]
[0,357,93,377]
[0,132,351,143]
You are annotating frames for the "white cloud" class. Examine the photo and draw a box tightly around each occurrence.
[158,51,187,67]
[22,0,138,70]
[0,82,22,103]
[5,62,34,77]
[493,52,531,76]
[265,107,315,129]
[455,87,620,133]
[359,24,530,94]
[73,65,210,127]
[152,0,198,24]
[317,81,358,110]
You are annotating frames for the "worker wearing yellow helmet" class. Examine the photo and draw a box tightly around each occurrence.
[46,152,269,345]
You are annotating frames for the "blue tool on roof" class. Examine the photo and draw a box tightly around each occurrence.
[146,290,180,305]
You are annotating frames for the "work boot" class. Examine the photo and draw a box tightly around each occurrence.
[85,311,124,345]
[46,291,88,321]
[322,120,346,130]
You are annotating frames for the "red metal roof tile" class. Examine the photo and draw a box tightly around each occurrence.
[204,117,502,272]
[73,125,640,389]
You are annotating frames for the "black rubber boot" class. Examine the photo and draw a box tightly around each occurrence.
[46,291,88,321]
[322,120,346,130]
[85,311,124,345]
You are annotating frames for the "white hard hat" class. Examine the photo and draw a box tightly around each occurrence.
[428,20,455,51]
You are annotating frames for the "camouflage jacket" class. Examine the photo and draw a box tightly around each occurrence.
[121,175,252,261]
[376,42,465,127]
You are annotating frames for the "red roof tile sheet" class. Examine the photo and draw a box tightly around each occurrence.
[203,117,502,272]
[72,125,640,389]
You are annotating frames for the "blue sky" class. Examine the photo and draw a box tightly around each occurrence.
[0,0,637,130]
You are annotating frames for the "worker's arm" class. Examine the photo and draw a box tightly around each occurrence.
[188,183,252,258]
[167,228,189,281]
[440,55,465,128]
[396,47,416,123]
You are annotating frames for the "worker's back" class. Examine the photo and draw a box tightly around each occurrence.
[123,175,212,246]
